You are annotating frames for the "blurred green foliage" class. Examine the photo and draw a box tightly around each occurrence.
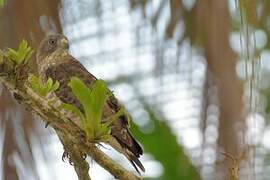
[238,0,257,24]
[131,102,201,180]
[0,0,3,7]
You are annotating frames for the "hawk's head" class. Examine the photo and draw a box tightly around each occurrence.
[36,34,70,76]
[37,34,69,60]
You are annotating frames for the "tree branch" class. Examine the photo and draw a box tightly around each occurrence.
[0,54,141,180]
[57,131,91,180]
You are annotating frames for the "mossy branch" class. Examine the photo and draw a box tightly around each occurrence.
[57,131,91,180]
[0,43,140,180]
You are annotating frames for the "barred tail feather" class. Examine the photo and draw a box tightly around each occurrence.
[108,136,145,173]
[126,149,145,173]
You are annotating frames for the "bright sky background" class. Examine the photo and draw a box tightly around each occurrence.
[22,0,270,179]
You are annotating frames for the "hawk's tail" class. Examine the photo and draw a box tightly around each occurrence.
[109,133,145,173]
[123,136,145,174]
[126,150,145,174]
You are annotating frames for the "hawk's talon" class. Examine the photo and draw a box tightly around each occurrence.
[82,153,87,160]
[45,122,50,128]
[62,149,70,162]
[69,158,74,166]
[62,149,75,166]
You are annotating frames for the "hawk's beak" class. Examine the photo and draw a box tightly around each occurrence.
[60,38,69,50]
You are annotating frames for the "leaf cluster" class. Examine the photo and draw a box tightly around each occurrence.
[61,77,124,141]
[4,40,34,66]
[28,74,60,97]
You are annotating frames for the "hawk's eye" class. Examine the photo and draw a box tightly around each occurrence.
[48,39,56,45]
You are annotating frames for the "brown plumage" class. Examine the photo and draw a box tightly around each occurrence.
[36,34,144,173]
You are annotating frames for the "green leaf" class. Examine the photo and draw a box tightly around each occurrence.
[68,77,96,137]
[68,77,115,140]
[5,40,33,66]
[28,74,59,97]
[68,77,93,120]
[88,80,110,132]
[96,106,125,141]
[47,78,53,89]
[6,48,18,62]
[84,123,94,138]
[60,103,85,121]
[103,106,125,127]
[51,81,60,92]
[96,127,111,141]
[28,74,43,92]
[42,78,54,96]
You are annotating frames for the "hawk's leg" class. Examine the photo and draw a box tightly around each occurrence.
[62,148,73,165]
[62,146,87,166]
[56,131,90,180]
[45,122,50,128]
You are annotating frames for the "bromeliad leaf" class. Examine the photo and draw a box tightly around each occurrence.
[28,74,59,97]
[5,40,34,66]
[103,106,125,127]
[88,79,111,132]
[68,77,96,138]
[60,103,85,121]
[68,77,93,120]
[67,77,120,141]
[51,81,60,92]
[28,75,43,92]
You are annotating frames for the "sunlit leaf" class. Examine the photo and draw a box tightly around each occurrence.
[87,79,110,132]
[28,75,43,93]
[28,75,59,97]
[51,81,60,92]
[60,103,85,121]
[67,78,118,140]
[68,77,93,122]
[103,106,124,127]
[5,40,34,66]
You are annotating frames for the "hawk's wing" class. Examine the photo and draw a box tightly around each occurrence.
[45,54,144,172]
